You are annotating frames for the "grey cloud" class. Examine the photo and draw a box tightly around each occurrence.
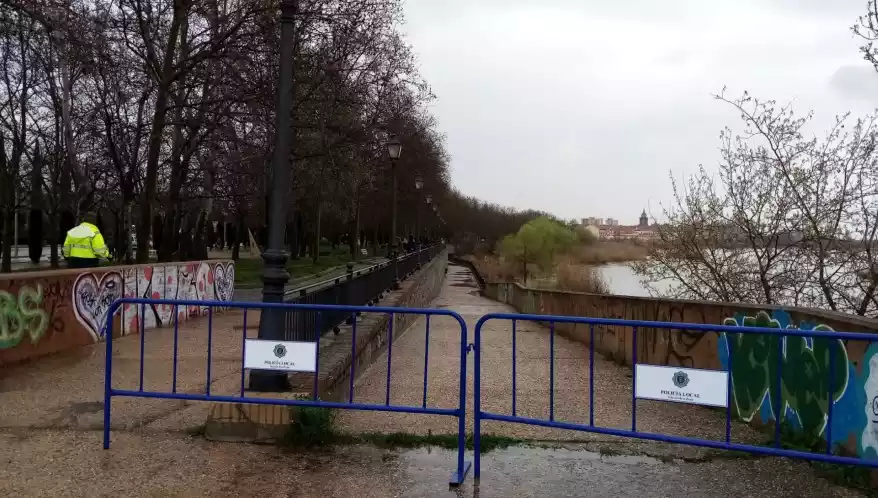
[403,0,878,220]
[830,64,878,101]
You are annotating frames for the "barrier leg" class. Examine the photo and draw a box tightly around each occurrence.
[450,321,472,486]
[103,303,115,450]
[473,326,482,479]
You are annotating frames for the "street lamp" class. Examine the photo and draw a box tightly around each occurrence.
[249,0,295,393]
[425,195,433,243]
[387,135,402,289]
[387,135,402,161]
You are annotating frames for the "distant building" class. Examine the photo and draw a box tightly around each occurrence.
[595,210,658,241]
[582,217,604,227]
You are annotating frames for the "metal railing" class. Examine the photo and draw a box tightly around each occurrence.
[472,312,878,478]
[282,244,443,341]
[102,298,471,486]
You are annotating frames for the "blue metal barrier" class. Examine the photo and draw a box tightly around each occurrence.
[472,312,878,478]
[103,298,472,486]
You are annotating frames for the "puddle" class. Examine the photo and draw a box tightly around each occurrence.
[490,445,662,465]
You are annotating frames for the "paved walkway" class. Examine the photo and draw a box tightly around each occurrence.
[0,263,863,496]
[339,264,764,451]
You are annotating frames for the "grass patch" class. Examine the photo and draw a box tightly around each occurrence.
[277,401,522,454]
[598,445,624,457]
[235,247,376,287]
[759,423,877,496]
[465,254,609,294]
[342,432,522,454]
[282,398,337,447]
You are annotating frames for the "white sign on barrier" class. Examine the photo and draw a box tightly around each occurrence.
[244,339,317,372]
[635,364,728,408]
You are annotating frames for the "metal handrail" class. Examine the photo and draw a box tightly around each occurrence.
[281,244,444,340]
[283,244,442,298]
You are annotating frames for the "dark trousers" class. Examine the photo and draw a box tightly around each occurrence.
[67,257,99,269]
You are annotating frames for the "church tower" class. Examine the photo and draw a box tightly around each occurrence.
[639,209,648,228]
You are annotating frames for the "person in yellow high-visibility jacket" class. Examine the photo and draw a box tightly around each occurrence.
[63,212,110,268]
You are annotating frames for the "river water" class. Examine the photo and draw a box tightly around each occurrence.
[595,263,675,297]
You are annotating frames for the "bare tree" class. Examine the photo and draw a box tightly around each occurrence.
[634,90,878,317]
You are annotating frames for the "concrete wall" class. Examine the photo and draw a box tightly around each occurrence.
[0,260,235,366]
[486,281,878,458]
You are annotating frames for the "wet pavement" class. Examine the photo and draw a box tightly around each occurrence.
[0,434,860,497]
[0,263,865,496]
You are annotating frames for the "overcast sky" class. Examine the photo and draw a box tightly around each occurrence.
[402,0,878,224]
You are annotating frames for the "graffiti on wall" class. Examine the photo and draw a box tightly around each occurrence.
[719,310,848,438]
[0,285,51,349]
[718,309,878,460]
[1,260,233,363]
[73,272,124,341]
[214,262,234,301]
[118,261,235,335]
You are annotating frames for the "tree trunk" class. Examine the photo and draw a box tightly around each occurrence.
[231,213,245,261]
[350,198,360,261]
[296,214,304,258]
[158,210,177,262]
[287,220,297,260]
[372,222,379,257]
[1,206,12,272]
[312,204,322,264]
[47,210,59,268]
[136,4,185,263]
[193,211,208,261]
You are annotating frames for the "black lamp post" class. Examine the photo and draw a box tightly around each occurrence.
[387,135,402,289]
[433,203,439,238]
[414,175,424,264]
[426,195,433,243]
[249,0,295,393]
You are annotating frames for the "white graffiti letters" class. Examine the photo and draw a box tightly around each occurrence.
[73,272,123,341]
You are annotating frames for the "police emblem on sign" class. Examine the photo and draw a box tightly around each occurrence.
[672,371,690,388]
[273,344,287,358]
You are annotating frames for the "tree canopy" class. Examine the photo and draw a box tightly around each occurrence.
[0,0,541,271]
[498,216,576,282]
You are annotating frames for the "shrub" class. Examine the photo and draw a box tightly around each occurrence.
[464,254,518,282]
[284,397,336,447]
[572,241,648,265]
[555,257,609,294]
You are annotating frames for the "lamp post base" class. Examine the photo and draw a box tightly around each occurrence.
[249,247,292,393]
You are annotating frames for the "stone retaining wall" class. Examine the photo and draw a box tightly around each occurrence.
[0,260,234,366]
